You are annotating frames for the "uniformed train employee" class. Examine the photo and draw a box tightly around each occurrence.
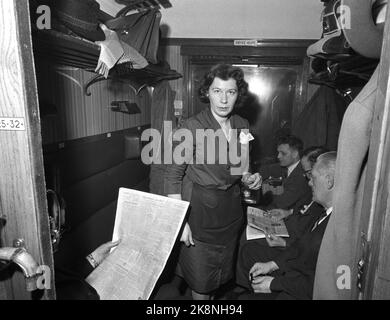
[165,64,261,300]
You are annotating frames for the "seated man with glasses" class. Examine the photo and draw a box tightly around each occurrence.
[237,152,337,300]
[235,146,329,293]
[268,145,329,222]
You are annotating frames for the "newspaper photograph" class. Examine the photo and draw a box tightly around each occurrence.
[86,188,189,300]
[246,206,289,240]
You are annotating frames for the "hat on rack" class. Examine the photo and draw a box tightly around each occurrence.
[340,0,384,59]
[52,0,106,42]
[308,0,385,60]
[307,0,353,59]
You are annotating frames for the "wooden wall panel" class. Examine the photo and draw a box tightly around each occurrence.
[36,61,152,144]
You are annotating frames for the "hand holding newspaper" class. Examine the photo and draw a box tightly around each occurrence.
[246,206,289,240]
[86,188,189,300]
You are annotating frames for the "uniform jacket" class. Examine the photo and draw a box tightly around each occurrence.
[164,107,250,197]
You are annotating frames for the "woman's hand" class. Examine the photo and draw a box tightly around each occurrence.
[267,209,293,222]
[180,222,195,247]
[242,172,262,190]
[167,195,194,247]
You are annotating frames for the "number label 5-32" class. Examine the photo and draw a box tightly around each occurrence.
[0,118,26,131]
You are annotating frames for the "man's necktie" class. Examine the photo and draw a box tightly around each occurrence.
[282,167,288,179]
[311,210,328,231]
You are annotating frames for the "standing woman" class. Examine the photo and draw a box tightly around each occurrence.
[165,64,261,300]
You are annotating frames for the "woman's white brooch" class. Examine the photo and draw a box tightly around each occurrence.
[239,132,254,144]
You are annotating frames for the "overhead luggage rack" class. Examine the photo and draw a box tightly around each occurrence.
[30,1,180,95]
[32,29,100,71]
[32,27,182,95]
[115,0,172,15]
[308,55,379,89]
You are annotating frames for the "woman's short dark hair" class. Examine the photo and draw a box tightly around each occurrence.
[198,64,249,109]
[302,146,329,167]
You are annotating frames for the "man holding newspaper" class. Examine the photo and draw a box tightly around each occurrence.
[236,152,336,300]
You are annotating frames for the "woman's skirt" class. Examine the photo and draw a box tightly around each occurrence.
[177,183,244,294]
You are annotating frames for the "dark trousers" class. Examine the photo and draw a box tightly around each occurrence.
[235,232,286,290]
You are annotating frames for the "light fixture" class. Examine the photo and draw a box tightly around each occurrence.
[232,64,258,68]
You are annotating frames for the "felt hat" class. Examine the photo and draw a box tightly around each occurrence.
[340,0,384,59]
[53,0,106,42]
[307,0,353,59]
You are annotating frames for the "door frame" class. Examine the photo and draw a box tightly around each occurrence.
[180,39,313,119]
[0,0,55,299]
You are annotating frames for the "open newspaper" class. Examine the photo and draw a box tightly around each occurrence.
[86,188,189,300]
[246,206,289,240]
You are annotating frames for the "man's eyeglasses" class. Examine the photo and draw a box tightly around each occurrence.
[303,170,312,180]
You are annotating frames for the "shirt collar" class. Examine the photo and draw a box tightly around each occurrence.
[287,160,300,177]
[206,107,241,130]
[203,107,226,131]
[318,206,333,226]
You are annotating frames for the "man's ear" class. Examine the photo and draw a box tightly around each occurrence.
[292,149,299,160]
[326,174,335,189]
